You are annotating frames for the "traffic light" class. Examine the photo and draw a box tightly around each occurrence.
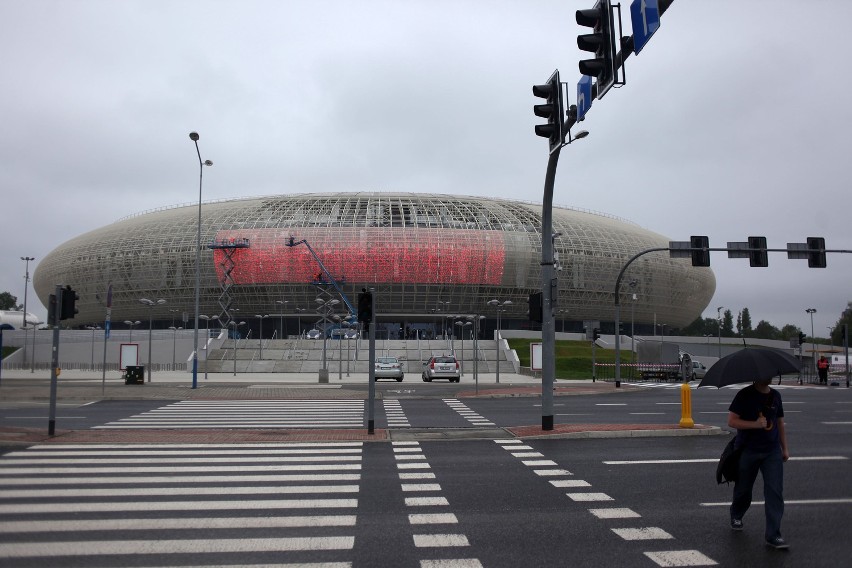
[532,70,564,154]
[593,328,601,341]
[576,0,617,99]
[806,237,826,268]
[748,236,768,268]
[47,293,57,326]
[690,235,710,267]
[528,292,543,323]
[357,291,372,328]
[60,285,78,320]
[798,331,806,347]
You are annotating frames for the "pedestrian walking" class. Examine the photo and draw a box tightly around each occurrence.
[727,376,789,549]
[817,355,829,385]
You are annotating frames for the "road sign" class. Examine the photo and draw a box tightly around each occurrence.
[631,0,660,55]
[576,75,592,121]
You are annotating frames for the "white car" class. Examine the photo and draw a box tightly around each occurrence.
[374,357,404,381]
[692,360,708,379]
[306,329,322,340]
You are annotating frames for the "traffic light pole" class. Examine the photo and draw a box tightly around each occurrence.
[540,147,561,431]
[48,284,63,436]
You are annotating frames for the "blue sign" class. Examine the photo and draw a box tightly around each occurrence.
[576,76,592,121]
[631,0,660,55]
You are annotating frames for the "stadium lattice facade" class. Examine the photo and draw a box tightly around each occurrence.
[33,192,715,335]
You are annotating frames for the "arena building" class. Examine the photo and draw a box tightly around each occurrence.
[33,192,715,337]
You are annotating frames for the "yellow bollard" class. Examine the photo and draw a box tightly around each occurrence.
[679,382,694,428]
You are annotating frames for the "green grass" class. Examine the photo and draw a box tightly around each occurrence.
[507,338,626,380]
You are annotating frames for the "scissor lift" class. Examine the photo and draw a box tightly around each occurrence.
[207,237,250,327]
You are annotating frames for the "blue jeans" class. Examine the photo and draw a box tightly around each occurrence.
[730,446,784,540]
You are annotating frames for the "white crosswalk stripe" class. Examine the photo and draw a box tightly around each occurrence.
[442,399,495,426]
[384,400,411,427]
[94,399,366,429]
[0,442,363,565]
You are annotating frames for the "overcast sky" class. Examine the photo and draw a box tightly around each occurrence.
[2,0,849,337]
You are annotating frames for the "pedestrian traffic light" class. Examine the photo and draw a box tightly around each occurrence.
[798,331,806,346]
[576,0,617,99]
[690,236,710,267]
[748,236,768,268]
[806,237,826,268]
[593,328,601,341]
[532,70,564,154]
[528,291,543,323]
[47,293,57,326]
[357,290,372,328]
[60,285,78,320]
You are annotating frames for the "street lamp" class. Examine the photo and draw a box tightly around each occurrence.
[123,320,141,343]
[276,300,289,338]
[716,306,725,359]
[189,131,213,391]
[139,298,166,382]
[86,326,100,370]
[255,314,269,359]
[806,308,817,374]
[168,326,183,369]
[20,256,34,364]
[198,314,218,380]
[295,307,305,338]
[315,298,339,378]
[454,320,472,376]
[487,299,512,384]
[628,280,638,366]
[228,320,246,376]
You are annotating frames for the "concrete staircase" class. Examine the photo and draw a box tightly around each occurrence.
[202,337,516,374]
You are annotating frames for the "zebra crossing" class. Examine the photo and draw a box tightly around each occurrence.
[626,381,811,390]
[94,399,366,429]
[0,442,363,566]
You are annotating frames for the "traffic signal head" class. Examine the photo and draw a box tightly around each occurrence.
[532,70,564,154]
[60,285,78,320]
[47,293,57,326]
[806,237,826,268]
[748,236,768,268]
[357,291,372,325]
[576,1,616,99]
[528,291,543,323]
[690,236,711,267]
[798,331,806,346]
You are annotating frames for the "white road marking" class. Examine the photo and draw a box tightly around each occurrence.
[494,439,523,444]
[0,455,362,464]
[413,534,470,547]
[401,484,442,492]
[549,480,591,488]
[393,447,423,453]
[823,421,852,425]
[395,454,427,460]
[701,498,852,507]
[566,493,613,502]
[10,448,363,456]
[0,498,358,514]
[399,472,436,480]
[511,452,544,458]
[0,464,362,474]
[612,527,673,540]
[521,460,558,467]
[0,485,360,498]
[643,550,718,566]
[409,513,458,525]
[534,469,573,476]
[421,560,483,568]
[397,462,431,470]
[630,413,666,415]
[596,403,627,406]
[589,508,641,519]
[405,497,450,507]
[0,515,357,533]
[0,473,360,485]
[0,537,356,558]
[604,456,848,465]
[24,443,364,449]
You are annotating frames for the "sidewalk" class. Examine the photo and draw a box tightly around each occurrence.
[0,369,725,444]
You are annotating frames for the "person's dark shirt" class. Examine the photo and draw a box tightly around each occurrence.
[729,384,784,452]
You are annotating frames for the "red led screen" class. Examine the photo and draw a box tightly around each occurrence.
[212,228,506,285]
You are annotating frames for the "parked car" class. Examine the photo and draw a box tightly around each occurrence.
[306,329,321,340]
[691,360,708,380]
[422,355,461,382]
[374,356,404,381]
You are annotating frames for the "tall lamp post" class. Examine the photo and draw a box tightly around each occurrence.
[454,320,471,376]
[628,280,638,366]
[806,308,817,374]
[20,256,34,363]
[189,131,213,391]
[123,320,141,343]
[168,326,182,369]
[198,314,218,380]
[276,300,288,338]
[86,326,100,370]
[139,298,166,382]
[228,320,246,376]
[255,314,268,359]
[716,306,725,359]
[487,299,512,384]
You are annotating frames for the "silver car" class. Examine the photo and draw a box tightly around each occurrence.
[374,356,404,381]
[422,355,461,382]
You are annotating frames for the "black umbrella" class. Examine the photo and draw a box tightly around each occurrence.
[698,347,801,388]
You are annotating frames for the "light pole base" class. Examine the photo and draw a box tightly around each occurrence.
[318,369,329,383]
[542,415,553,431]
